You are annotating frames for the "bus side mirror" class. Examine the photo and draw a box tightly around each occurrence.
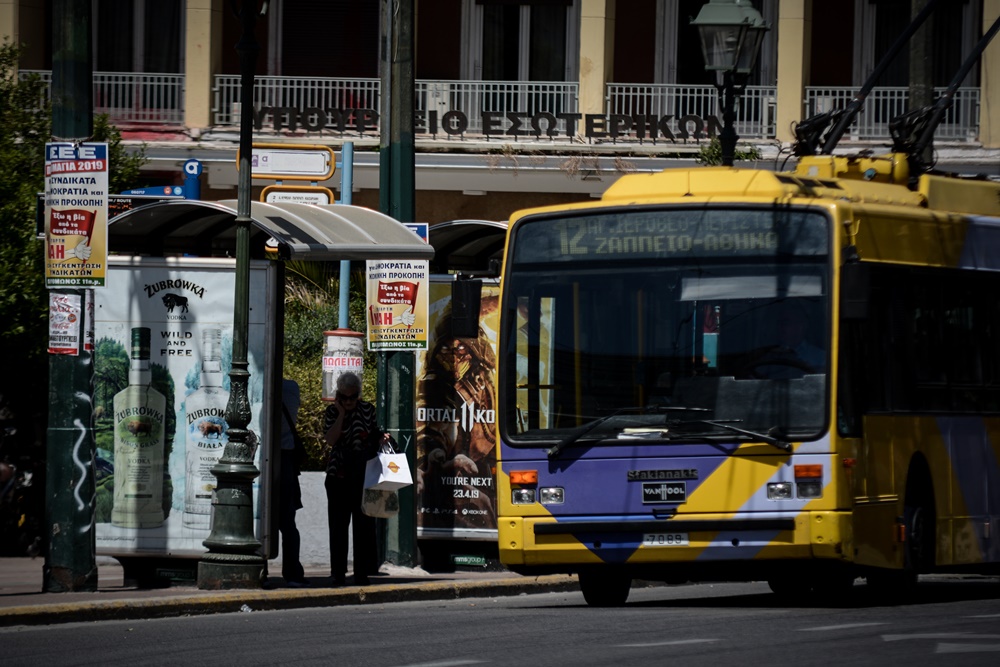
[840,262,870,320]
[452,278,482,338]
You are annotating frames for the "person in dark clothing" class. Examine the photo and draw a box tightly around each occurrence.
[323,372,388,586]
[279,378,307,587]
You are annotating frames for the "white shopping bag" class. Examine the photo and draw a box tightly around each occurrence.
[363,445,413,491]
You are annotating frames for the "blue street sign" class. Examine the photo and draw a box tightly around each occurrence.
[121,186,184,197]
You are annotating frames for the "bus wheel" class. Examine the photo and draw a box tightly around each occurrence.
[904,502,934,572]
[579,569,632,607]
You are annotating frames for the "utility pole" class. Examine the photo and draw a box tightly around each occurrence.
[44,0,97,593]
[378,0,418,567]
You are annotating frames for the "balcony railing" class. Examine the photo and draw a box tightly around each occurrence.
[20,70,185,125]
[804,86,980,142]
[606,83,777,142]
[214,75,580,138]
[17,70,983,144]
[415,80,579,137]
[213,75,381,133]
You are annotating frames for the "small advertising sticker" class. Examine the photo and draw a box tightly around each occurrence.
[44,142,109,288]
[365,260,430,351]
[48,292,82,355]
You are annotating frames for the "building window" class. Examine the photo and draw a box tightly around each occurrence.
[857,0,979,87]
[467,0,577,81]
[94,0,183,73]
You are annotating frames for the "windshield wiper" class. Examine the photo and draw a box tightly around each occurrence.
[546,406,709,459]
[673,419,792,452]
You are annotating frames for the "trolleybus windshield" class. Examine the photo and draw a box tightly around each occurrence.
[500,206,832,446]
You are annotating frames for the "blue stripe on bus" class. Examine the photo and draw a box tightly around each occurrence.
[959,216,1000,271]
[936,416,1000,562]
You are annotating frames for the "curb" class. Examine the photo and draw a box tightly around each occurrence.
[0,575,579,627]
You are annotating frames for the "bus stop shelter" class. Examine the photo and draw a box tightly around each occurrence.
[96,199,434,574]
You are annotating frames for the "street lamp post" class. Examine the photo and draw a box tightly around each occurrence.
[197,0,267,590]
[691,0,769,166]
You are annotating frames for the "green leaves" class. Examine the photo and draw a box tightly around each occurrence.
[283,261,376,470]
[694,136,763,165]
[0,42,148,427]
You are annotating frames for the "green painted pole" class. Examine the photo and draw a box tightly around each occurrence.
[197,0,265,589]
[44,0,97,593]
[379,0,418,567]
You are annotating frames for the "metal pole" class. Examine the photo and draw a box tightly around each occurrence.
[718,71,738,167]
[197,0,265,589]
[338,142,354,329]
[44,0,97,593]
[378,0,418,567]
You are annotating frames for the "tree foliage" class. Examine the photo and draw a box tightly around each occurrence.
[695,136,763,165]
[0,42,148,436]
[283,260,375,470]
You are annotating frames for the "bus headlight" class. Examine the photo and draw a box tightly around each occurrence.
[796,481,823,499]
[767,482,793,500]
[539,487,565,505]
[511,488,536,504]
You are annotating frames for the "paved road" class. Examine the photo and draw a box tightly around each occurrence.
[3,576,999,666]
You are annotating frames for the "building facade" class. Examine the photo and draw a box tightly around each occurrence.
[3,0,999,223]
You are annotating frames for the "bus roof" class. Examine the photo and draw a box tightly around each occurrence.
[505,157,1000,271]
[599,160,999,219]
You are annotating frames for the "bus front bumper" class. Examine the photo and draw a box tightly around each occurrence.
[498,511,853,571]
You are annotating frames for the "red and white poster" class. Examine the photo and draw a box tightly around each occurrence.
[44,142,109,288]
[48,292,82,355]
[365,259,429,350]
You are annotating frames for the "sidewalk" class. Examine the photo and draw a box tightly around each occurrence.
[0,557,579,627]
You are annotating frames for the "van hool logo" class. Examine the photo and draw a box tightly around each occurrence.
[417,400,495,433]
[627,469,699,481]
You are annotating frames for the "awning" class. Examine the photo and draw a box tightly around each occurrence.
[107,199,435,261]
[427,219,508,274]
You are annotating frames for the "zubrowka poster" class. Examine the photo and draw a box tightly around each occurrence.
[93,257,272,556]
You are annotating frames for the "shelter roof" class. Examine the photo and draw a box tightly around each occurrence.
[107,199,435,261]
[427,219,508,275]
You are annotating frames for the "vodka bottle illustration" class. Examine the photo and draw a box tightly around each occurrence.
[111,327,166,528]
[183,328,230,528]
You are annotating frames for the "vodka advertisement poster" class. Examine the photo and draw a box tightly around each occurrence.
[92,257,272,556]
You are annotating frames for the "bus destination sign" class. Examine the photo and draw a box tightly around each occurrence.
[513,211,828,262]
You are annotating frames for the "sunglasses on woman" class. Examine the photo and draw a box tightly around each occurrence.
[336,392,359,401]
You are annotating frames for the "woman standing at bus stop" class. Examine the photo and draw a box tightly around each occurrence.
[323,372,389,586]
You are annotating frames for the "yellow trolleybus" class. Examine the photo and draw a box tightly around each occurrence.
[494,155,1000,605]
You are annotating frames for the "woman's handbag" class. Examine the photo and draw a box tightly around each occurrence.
[363,439,413,491]
[361,488,400,518]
